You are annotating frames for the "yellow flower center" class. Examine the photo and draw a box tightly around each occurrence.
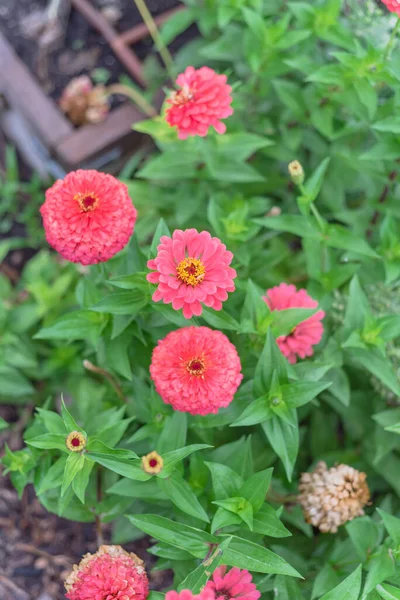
[142,451,164,475]
[74,191,99,212]
[176,257,205,286]
[66,431,86,452]
[186,357,206,377]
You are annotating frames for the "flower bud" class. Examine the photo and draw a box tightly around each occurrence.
[142,451,164,475]
[66,431,86,453]
[288,160,305,185]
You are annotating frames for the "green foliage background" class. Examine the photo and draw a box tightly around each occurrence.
[2,0,400,598]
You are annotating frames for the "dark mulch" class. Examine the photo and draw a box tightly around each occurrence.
[0,405,171,600]
[0,0,183,102]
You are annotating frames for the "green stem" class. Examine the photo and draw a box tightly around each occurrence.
[384,16,400,61]
[133,0,175,80]
[310,202,325,232]
[107,83,157,118]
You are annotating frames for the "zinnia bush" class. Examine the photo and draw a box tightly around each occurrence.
[3,1,400,599]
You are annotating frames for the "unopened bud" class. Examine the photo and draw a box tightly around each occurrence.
[142,451,163,475]
[66,431,87,452]
[288,160,304,185]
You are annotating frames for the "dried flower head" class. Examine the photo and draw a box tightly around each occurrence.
[381,0,400,16]
[288,160,305,185]
[142,451,163,475]
[66,431,86,452]
[59,75,109,126]
[147,228,236,319]
[263,283,325,363]
[205,566,261,600]
[65,545,149,600]
[298,461,370,533]
[165,66,233,139]
[150,326,243,416]
[40,169,137,265]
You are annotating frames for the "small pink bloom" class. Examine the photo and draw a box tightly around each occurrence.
[165,66,233,139]
[65,545,148,600]
[166,589,215,600]
[205,566,261,600]
[381,0,400,16]
[147,228,236,319]
[150,326,243,415]
[263,283,325,364]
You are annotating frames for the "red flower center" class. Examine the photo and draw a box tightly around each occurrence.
[186,357,206,377]
[71,437,81,447]
[74,191,99,212]
[149,458,158,468]
[171,85,194,106]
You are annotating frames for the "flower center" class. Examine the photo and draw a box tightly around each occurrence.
[176,257,205,286]
[71,437,80,447]
[186,357,206,377]
[171,84,194,106]
[149,458,158,468]
[74,191,99,212]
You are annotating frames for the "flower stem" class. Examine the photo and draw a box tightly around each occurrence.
[310,202,325,232]
[95,467,104,547]
[83,359,127,403]
[384,16,400,61]
[133,0,175,80]
[106,83,157,118]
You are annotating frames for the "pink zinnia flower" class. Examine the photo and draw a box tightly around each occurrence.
[166,589,215,600]
[65,545,149,600]
[40,170,137,265]
[263,283,325,364]
[165,66,233,140]
[150,326,243,415]
[381,0,400,16]
[205,566,261,600]
[147,229,236,320]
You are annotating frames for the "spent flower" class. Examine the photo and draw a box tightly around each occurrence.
[298,461,370,533]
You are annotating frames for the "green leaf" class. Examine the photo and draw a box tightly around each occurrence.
[271,308,318,337]
[161,444,211,474]
[372,116,400,134]
[61,452,85,496]
[26,433,68,452]
[206,462,243,500]
[34,311,107,343]
[158,472,209,522]
[0,417,9,432]
[150,219,171,258]
[363,546,396,596]
[61,398,85,434]
[376,584,400,600]
[178,537,232,593]
[254,329,289,397]
[127,515,216,558]
[137,150,199,180]
[72,459,94,503]
[221,535,301,577]
[159,8,195,45]
[252,504,291,538]
[343,276,370,335]
[213,497,254,530]
[239,468,273,512]
[325,225,379,259]
[90,290,148,316]
[201,306,240,331]
[254,215,320,239]
[262,413,299,481]
[281,380,331,408]
[304,157,330,202]
[157,412,187,454]
[345,516,381,562]
[231,396,272,427]
[241,279,270,333]
[320,565,362,600]
[377,509,400,546]
[346,347,400,397]
[216,133,273,161]
[0,366,34,398]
